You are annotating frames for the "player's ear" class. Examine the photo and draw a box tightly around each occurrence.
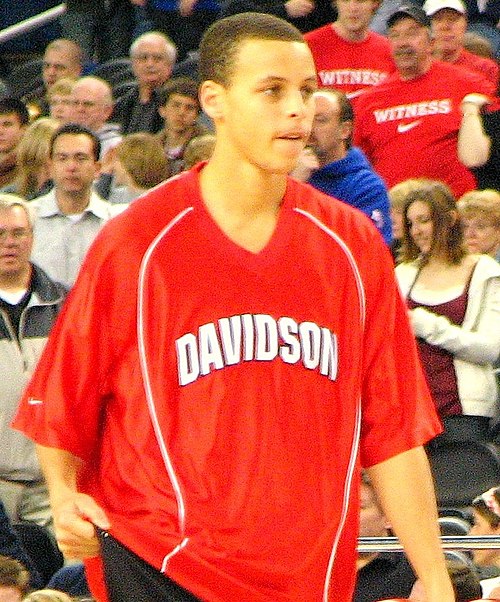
[199,80,226,121]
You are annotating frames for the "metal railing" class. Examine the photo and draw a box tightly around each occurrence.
[358,535,500,553]
[0,4,66,46]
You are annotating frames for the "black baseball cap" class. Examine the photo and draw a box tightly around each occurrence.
[387,3,431,28]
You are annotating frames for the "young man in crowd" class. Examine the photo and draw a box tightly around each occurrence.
[14,12,453,602]
[157,77,210,176]
[0,99,29,190]
[30,124,122,287]
[305,0,395,101]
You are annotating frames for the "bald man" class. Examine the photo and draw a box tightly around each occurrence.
[71,76,122,158]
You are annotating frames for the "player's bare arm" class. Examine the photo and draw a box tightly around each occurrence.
[367,446,454,602]
[36,444,110,559]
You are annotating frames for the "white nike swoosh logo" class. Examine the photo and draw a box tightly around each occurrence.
[28,398,43,405]
[397,120,422,133]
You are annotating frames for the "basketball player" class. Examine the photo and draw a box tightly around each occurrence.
[13,12,453,602]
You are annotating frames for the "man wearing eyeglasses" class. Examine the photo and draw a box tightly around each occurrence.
[112,32,177,135]
[30,124,124,288]
[0,194,66,529]
[70,77,122,159]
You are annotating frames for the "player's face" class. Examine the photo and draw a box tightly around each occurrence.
[0,206,33,280]
[336,0,379,36]
[470,510,500,567]
[0,113,25,154]
[462,214,500,257]
[390,207,404,240]
[50,133,100,197]
[407,200,434,255]
[206,39,317,175]
[159,93,199,135]
[431,9,467,56]
[49,93,75,124]
[388,18,432,78]
[132,38,173,89]
[309,94,348,164]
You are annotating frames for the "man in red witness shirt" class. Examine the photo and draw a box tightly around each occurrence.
[423,0,499,89]
[305,0,395,101]
[354,3,495,198]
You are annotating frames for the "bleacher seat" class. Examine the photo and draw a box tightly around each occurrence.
[427,439,500,508]
[7,58,44,98]
[91,58,134,88]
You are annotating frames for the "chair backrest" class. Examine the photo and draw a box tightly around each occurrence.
[7,58,44,98]
[91,58,134,87]
[438,515,471,536]
[427,439,500,507]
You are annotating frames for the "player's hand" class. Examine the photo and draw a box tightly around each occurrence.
[52,493,110,560]
[285,0,315,18]
[289,147,320,181]
[130,0,146,6]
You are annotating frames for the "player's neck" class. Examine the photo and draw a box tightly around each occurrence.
[435,46,461,63]
[0,264,31,292]
[56,189,92,215]
[199,158,286,253]
[332,22,369,43]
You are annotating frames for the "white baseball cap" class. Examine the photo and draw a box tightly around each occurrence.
[423,0,466,16]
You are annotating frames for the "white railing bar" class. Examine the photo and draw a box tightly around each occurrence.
[0,4,66,46]
[358,535,500,553]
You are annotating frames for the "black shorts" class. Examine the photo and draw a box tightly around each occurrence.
[97,529,201,602]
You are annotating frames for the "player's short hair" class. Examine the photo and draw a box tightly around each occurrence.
[49,123,101,162]
[0,555,30,595]
[130,31,177,66]
[44,38,84,67]
[199,12,304,86]
[0,97,30,125]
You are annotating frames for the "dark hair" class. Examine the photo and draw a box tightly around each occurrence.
[399,179,466,265]
[316,88,354,149]
[0,97,30,126]
[0,555,30,594]
[158,77,200,109]
[49,123,101,161]
[447,559,482,602]
[472,486,500,529]
[199,12,304,86]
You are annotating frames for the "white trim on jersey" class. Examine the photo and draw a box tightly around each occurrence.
[137,206,195,569]
[293,207,366,601]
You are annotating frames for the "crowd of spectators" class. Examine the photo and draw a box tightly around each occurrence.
[0,0,499,600]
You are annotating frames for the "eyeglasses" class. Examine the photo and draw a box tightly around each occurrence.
[0,228,31,242]
[132,53,169,63]
[71,99,100,109]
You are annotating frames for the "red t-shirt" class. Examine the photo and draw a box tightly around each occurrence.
[304,25,395,100]
[13,166,441,602]
[454,48,499,90]
[354,60,495,198]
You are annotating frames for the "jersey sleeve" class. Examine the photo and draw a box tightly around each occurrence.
[12,221,138,462]
[358,238,442,467]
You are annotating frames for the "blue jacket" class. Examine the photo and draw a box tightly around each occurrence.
[309,147,392,245]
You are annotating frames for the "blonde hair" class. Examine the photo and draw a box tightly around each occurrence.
[23,589,73,602]
[15,117,59,199]
[46,77,76,101]
[457,189,500,228]
[116,133,169,188]
[183,134,216,169]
